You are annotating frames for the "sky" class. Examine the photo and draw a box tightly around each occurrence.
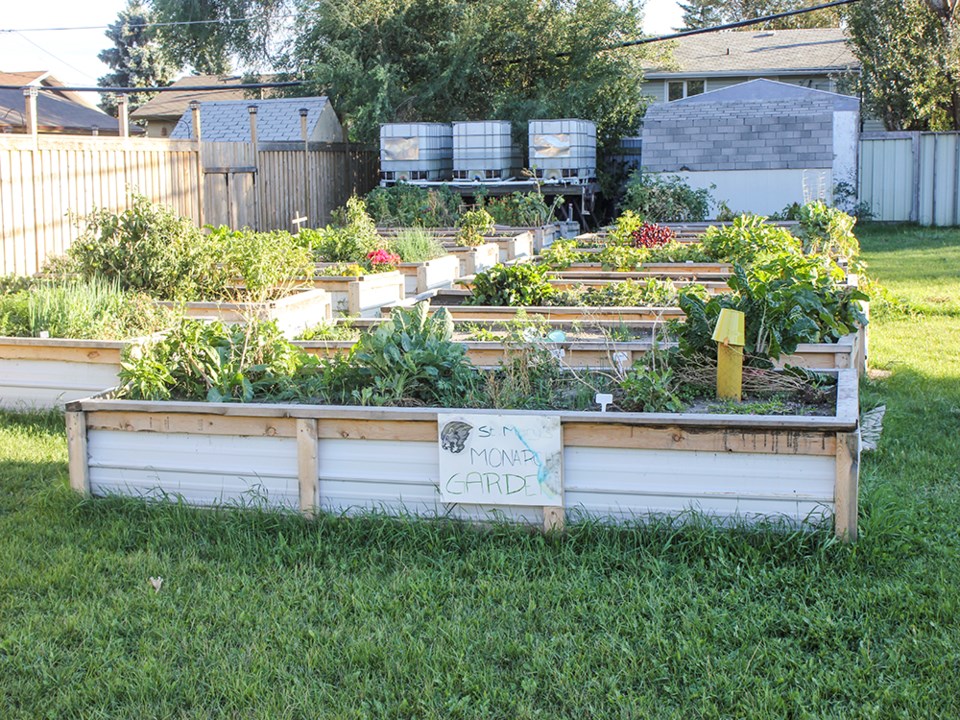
[0,0,685,93]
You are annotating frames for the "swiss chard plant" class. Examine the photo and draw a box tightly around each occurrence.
[467,264,555,306]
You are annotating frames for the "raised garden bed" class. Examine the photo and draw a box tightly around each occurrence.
[64,368,860,540]
[441,243,501,276]
[0,336,154,411]
[307,270,405,317]
[397,254,463,296]
[293,331,861,373]
[159,289,332,336]
[383,290,686,323]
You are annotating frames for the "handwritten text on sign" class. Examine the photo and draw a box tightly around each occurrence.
[438,414,562,506]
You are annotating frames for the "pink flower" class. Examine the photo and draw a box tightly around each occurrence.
[366,248,401,267]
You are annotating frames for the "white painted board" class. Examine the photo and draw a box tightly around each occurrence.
[438,413,562,507]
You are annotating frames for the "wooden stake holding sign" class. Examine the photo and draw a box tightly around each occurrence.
[713,308,745,401]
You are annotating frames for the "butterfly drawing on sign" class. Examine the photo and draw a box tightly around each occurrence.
[440,421,473,454]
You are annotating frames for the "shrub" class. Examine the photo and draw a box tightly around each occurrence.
[456,208,495,247]
[365,183,461,227]
[700,214,802,264]
[67,194,215,301]
[468,263,555,306]
[208,227,315,300]
[621,172,713,222]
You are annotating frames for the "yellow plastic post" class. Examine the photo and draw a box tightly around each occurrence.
[712,308,745,401]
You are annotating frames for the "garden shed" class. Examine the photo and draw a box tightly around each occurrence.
[641,80,859,215]
[170,96,343,143]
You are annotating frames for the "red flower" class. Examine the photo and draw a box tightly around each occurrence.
[630,222,675,249]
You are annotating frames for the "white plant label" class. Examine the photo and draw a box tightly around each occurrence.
[438,413,562,506]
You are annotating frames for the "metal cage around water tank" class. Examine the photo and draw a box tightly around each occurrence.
[380,123,453,181]
[528,119,597,182]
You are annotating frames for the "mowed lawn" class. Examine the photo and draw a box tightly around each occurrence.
[1,225,959,718]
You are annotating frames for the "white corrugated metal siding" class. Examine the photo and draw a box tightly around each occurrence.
[0,359,120,411]
[88,431,299,509]
[563,446,835,526]
[859,134,914,222]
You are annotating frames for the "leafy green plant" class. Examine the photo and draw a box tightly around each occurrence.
[795,201,861,261]
[322,302,478,407]
[607,210,646,246]
[552,278,680,308]
[618,361,685,412]
[678,253,868,360]
[295,319,360,341]
[621,172,713,222]
[456,208,495,247]
[539,239,585,270]
[300,196,382,263]
[365,183,461,227]
[67,194,217,301]
[208,227,315,301]
[700,214,802,265]
[388,227,446,262]
[119,318,311,402]
[467,264,555,306]
[478,191,564,226]
[596,244,647,271]
[644,241,712,263]
[315,263,366,277]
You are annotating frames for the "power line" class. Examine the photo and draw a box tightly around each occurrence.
[0,14,296,34]
[497,0,860,65]
[0,81,303,93]
[12,32,99,83]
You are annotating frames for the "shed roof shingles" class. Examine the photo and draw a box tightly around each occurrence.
[170,97,330,142]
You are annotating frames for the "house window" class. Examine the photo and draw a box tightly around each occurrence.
[666,80,705,101]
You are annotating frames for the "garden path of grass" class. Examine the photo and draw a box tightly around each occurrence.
[1,224,959,718]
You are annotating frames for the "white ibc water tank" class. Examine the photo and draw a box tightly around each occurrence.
[380,123,453,181]
[528,119,597,182]
[452,121,521,181]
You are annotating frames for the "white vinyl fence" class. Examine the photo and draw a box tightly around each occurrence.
[860,131,960,225]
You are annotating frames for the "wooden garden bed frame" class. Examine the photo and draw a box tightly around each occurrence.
[64,368,860,540]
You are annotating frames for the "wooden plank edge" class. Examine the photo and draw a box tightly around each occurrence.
[834,430,860,542]
[297,419,318,518]
[65,410,90,495]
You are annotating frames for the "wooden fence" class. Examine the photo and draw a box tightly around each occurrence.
[0,135,379,276]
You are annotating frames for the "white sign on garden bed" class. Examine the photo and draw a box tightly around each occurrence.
[438,413,562,506]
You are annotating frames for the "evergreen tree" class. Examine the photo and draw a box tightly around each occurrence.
[97,0,177,115]
[676,0,724,30]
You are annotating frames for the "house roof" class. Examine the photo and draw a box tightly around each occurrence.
[0,70,101,109]
[662,78,859,111]
[170,97,332,142]
[644,28,858,78]
[0,86,121,134]
[130,74,275,121]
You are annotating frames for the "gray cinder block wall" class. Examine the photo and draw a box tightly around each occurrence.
[640,80,859,173]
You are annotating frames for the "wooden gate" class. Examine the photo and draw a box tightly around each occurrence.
[201,142,259,229]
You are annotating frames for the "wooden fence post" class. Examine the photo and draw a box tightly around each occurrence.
[66,411,90,496]
[297,419,318,518]
[190,100,205,226]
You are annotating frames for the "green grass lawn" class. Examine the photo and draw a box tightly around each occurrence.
[2,224,960,718]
